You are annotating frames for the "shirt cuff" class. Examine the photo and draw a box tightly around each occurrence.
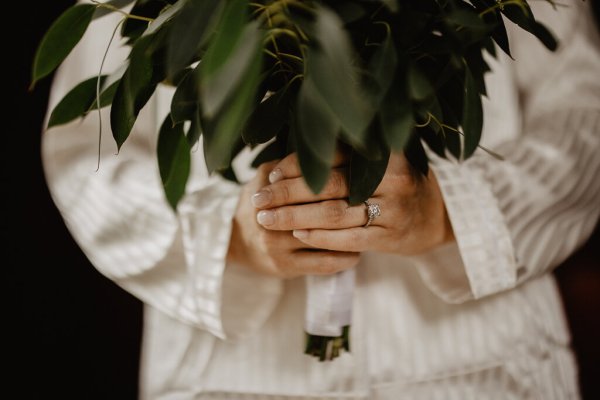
[413,156,517,303]
[177,177,283,339]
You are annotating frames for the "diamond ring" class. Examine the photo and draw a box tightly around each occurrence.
[363,200,381,228]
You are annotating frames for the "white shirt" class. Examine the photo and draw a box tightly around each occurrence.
[42,2,600,399]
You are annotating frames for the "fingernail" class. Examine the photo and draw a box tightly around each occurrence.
[269,168,283,184]
[293,229,309,239]
[257,210,275,226]
[251,189,271,208]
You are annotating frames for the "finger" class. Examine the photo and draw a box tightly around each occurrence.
[258,227,308,251]
[292,227,385,252]
[257,199,369,231]
[283,250,361,276]
[252,168,349,209]
[268,150,350,183]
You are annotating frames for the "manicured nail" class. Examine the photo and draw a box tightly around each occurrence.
[269,168,283,183]
[293,229,309,239]
[257,210,275,226]
[251,189,271,208]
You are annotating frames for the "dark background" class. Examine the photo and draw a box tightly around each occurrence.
[9,1,600,399]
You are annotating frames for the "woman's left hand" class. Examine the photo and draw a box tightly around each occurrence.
[251,151,455,256]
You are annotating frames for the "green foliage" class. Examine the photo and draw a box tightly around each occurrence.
[36,0,559,210]
[31,4,96,87]
[157,114,191,210]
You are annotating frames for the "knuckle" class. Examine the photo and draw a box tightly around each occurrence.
[325,201,347,224]
[277,181,292,204]
[276,207,294,228]
[324,171,345,197]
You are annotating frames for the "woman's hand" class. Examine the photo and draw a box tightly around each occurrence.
[252,151,455,256]
[227,160,361,279]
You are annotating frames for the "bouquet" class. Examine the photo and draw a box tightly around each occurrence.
[32,0,557,360]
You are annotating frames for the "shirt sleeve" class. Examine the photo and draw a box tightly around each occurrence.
[413,1,600,304]
[41,9,283,339]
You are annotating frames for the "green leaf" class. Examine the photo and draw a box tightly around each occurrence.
[143,0,185,36]
[471,0,511,57]
[462,68,483,159]
[251,132,289,168]
[307,5,373,145]
[348,134,390,206]
[93,0,136,20]
[501,3,557,51]
[202,42,263,172]
[408,64,434,101]
[292,115,331,195]
[48,75,106,128]
[381,0,398,13]
[404,133,429,177]
[88,79,120,111]
[186,111,203,147]
[368,30,398,106]
[380,81,414,151]
[420,125,445,158]
[171,65,201,124]
[110,36,156,150]
[157,114,191,210]
[445,9,488,30]
[243,87,293,145]
[121,0,166,44]
[31,4,96,87]
[166,0,224,77]
[296,78,338,165]
[201,21,262,118]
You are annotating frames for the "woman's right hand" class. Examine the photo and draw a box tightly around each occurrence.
[227,161,361,279]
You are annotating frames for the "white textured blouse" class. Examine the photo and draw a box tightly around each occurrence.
[42,2,600,399]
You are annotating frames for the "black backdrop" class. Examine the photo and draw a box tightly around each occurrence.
[9,1,600,399]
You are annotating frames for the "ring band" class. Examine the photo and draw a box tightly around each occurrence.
[363,200,381,228]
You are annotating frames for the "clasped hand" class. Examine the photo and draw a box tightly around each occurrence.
[227,151,454,279]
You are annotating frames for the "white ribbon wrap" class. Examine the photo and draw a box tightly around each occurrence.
[304,268,356,337]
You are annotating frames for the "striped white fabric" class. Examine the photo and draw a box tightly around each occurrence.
[42,1,600,399]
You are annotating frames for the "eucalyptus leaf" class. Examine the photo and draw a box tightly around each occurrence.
[462,67,483,159]
[251,132,289,168]
[408,64,434,101]
[348,134,390,206]
[380,83,413,152]
[48,75,106,128]
[368,30,398,106]
[31,4,96,87]
[186,111,203,147]
[166,0,223,78]
[120,0,166,43]
[296,78,338,165]
[243,88,292,145]
[110,35,156,150]
[202,43,263,172]
[93,0,136,20]
[404,133,429,177]
[381,0,398,13]
[157,114,191,210]
[500,3,557,51]
[143,0,185,36]
[171,65,201,124]
[420,125,445,158]
[201,21,262,118]
[471,0,511,57]
[292,116,331,195]
[307,5,373,145]
[88,79,120,112]
[445,9,488,31]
